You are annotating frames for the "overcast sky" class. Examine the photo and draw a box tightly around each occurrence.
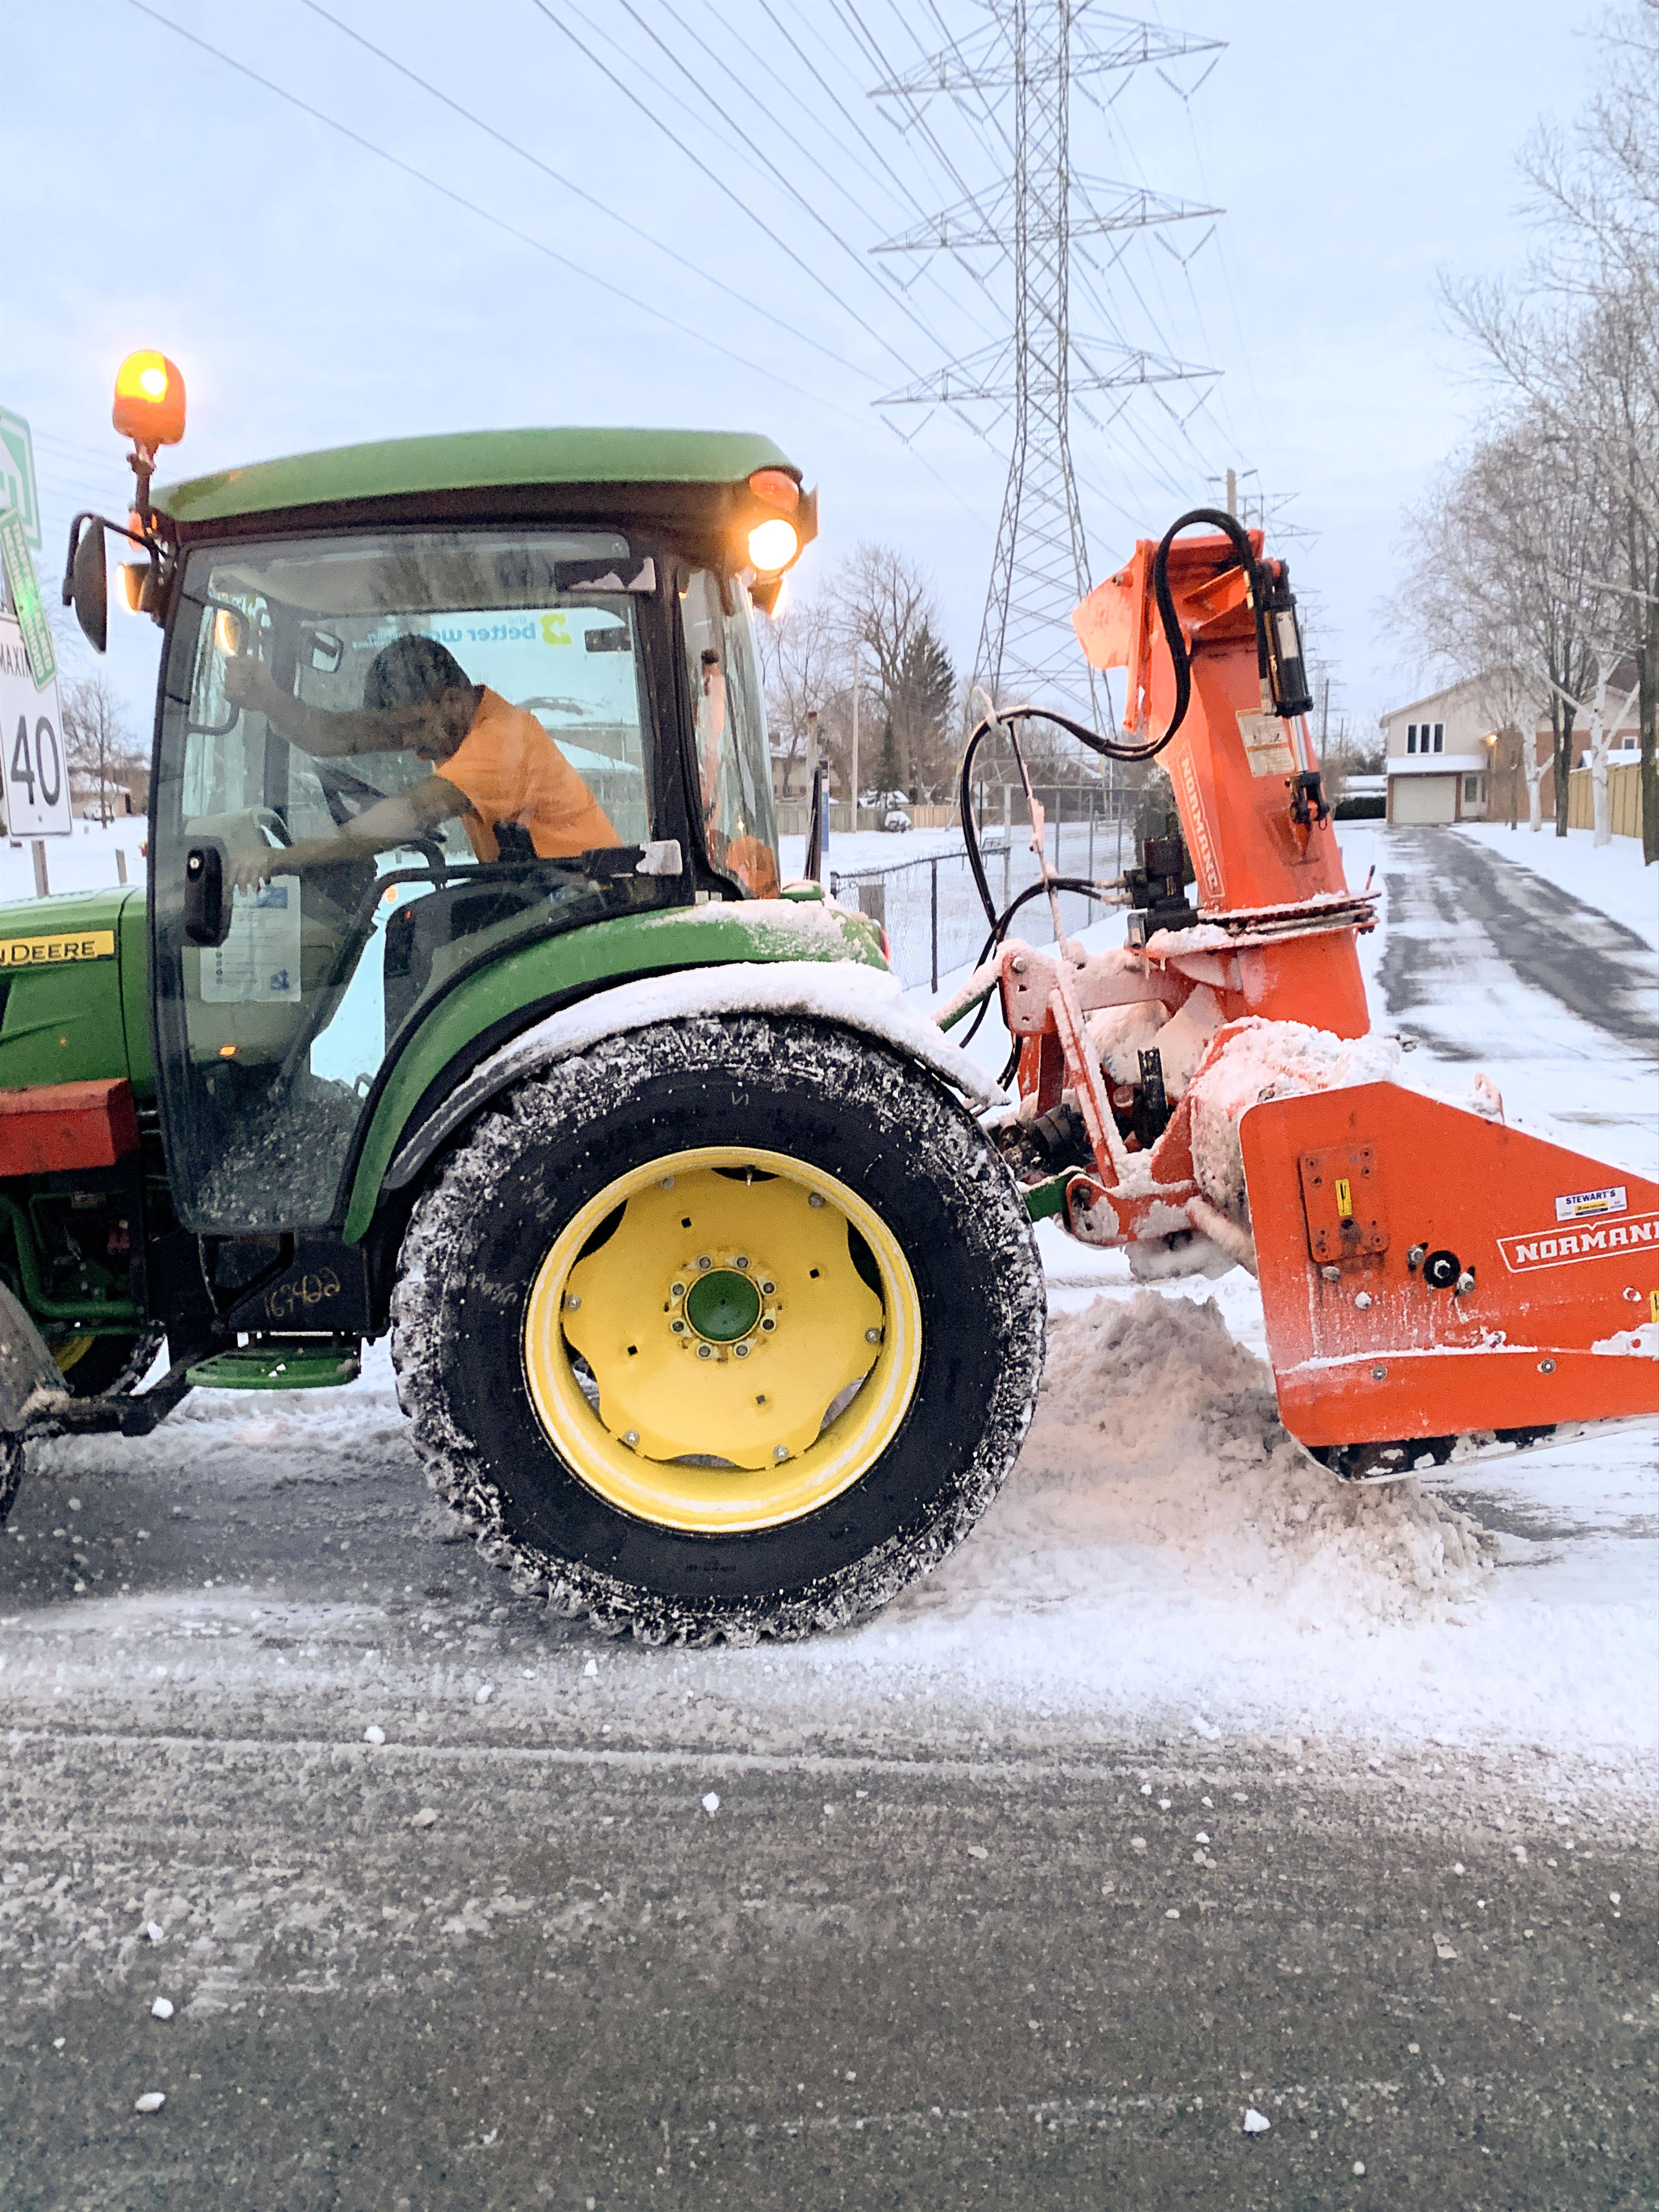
[5,0,1606,743]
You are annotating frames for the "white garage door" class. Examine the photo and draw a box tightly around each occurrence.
[1391,775,1457,825]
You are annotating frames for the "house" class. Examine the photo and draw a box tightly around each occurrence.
[1378,677,1495,825]
[1380,672,1643,829]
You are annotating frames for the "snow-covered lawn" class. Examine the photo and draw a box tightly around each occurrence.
[0,816,146,903]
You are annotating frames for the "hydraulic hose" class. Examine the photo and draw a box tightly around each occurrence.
[1147,505,1272,753]
[955,873,1114,1056]
[957,706,1157,934]
[957,509,1274,938]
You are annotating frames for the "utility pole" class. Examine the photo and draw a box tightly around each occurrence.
[805,707,826,881]
[871,3,1221,738]
[1226,467,1237,519]
[849,645,860,828]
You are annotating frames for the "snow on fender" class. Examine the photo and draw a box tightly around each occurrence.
[384,960,1006,1196]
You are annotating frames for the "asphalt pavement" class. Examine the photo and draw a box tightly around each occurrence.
[1380,826,1659,1054]
[4,1715,1654,2211]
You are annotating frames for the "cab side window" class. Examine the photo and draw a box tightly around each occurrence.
[680,571,780,898]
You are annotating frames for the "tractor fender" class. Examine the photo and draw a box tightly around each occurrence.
[382,959,1007,1197]
[0,1280,71,1432]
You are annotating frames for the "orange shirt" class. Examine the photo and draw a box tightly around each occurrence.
[437,688,617,861]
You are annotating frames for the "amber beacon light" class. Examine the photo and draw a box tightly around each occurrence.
[744,466,804,577]
[747,516,799,573]
[112,352,187,449]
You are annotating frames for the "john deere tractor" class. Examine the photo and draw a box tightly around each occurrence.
[0,353,1041,1642]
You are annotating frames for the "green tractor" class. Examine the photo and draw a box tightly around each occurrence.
[0,353,1042,1641]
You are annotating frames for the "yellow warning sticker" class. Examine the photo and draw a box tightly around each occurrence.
[1334,1177,1353,1217]
[0,930,116,967]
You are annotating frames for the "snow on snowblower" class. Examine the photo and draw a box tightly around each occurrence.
[0,350,1649,1644]
[942,509,1659,1480]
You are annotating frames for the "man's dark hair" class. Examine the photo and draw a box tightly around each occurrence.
[364,634,472,709]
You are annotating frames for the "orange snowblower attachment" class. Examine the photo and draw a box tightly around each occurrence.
[1244,1086,1659,1475]
[948,507,1658,1478]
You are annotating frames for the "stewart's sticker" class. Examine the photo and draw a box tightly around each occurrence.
[1176,752,1224,905]
[1554,1184,1627,1222]
[1499,1210,1658,1272]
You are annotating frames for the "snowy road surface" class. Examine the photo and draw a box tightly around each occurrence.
[1382,824,1658,1054]
[2,823,1656,2207]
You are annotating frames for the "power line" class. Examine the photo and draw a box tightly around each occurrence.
[120,0,849,416]
[669,1,1001,351]
[677,0,1005,349]
[524,0,998,528]
[292,0,878,389]
[602,0,1011,379]
[527,0,926,381]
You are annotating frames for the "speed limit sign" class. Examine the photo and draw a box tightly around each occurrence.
[0,613,70,838]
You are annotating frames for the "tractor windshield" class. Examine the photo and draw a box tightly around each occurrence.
[152,526,668,1231]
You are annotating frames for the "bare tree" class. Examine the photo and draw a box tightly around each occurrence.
[1400,407,1618,833]
[60,673,144,826]
[1441,0,1659,858]
[755,591,838,800]
[827,545,952,797]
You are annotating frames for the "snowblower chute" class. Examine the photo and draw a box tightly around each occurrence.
[952,509,1659,1478]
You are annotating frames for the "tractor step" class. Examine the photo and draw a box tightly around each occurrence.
[186,1342,361,1391]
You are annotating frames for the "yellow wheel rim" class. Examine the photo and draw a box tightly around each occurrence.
[522,1145,922,1533]
[52,1335,95,1376]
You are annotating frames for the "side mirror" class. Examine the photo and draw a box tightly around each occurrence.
[183,842,229,947]
[64,518,109,654]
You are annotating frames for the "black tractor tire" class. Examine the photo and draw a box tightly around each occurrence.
[48,1330,167,1400]
[0,1434,21,1530]
[391,1014,1045,1643]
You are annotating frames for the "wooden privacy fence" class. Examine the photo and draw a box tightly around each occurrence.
[1567,761,1645,839]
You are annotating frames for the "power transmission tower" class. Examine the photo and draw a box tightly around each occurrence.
[872,3,1223,733]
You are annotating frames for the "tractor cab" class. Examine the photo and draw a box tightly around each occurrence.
[72,405,814,1237]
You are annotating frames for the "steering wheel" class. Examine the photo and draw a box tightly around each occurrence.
[407,834,450,878]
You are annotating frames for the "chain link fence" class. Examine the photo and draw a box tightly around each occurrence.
[830,788,1136,994]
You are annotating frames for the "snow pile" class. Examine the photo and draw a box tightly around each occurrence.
[1003,1293,1494,1622]
[1188,1019,1402,1213]
[1592,1320,1659,1360]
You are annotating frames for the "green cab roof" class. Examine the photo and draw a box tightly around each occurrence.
[153,426,800,527]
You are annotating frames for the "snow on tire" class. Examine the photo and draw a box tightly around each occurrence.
[391,1013,1045,1643]
[0,1435,21,1531]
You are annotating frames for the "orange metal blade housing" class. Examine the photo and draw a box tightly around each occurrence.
[1243,1083,1659,1449]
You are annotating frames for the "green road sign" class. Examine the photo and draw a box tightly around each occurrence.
[0,509,57,691]
[0,409,42,552]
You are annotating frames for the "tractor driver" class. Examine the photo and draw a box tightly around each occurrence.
[221,634,617,888]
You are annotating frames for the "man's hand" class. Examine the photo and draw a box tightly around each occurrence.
[222,657,282,719]
[225,843,279,892]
